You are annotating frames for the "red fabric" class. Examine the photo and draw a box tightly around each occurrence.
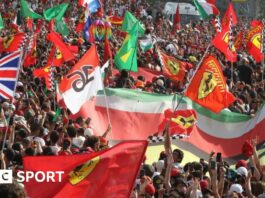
[59,45,99,92]
[33,65,53,90]
[107,15,123,25]
[0,32,25,53]
[159,51,187,82]
[23,141,147,198]
[185,55,235,113]
[47,46,63,66]
[222,3,238,27]
[234,31,244,51]
[251,20,263,27]
[47,32,75,62]
[24,36,37,67]
[212,25,237,63]
[246,25,264,63]
[103,35,112,63]
[158,109,197,135]
[206,0,215,4]
[242,141,253,157]
[173,5,181,32]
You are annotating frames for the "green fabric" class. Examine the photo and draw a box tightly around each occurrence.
[193,0,210,19]
[128,21,145,37]
[114,34,138,72]
[55,20,69,36]
[20,0,43,19]
[121,11,145,36]
[44,3,68,22]
[98,88,252,123]
[0,14,3,31]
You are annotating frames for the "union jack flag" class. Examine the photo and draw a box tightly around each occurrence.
[0,51,21,100]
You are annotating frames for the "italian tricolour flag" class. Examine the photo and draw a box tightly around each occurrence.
[193,0,220,19]
[69,88,265,160]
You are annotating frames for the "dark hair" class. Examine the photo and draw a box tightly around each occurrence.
[0,181,27,198]
[12,143,22,152]
[77,128,84,136]
[25,148,35,156]
[84,136,99,149]
[173,149,184,163]
[50,131,59,144]
[67,126,76,138]
[4,149,16,161]
[43,147,55,156]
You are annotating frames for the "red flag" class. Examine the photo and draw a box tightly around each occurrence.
[23,141,147,198]
[158,51,186,82]
[158,109,197,135]
[25,17,34,31]
[47,32,75,62]
[251,20,263,27]
[234,31,244,51]
[33,65,54,90]
[212,25,237,62]
[24,36,37,67]
[47,46,63,66]
[0,33,25,53]
[106,15,123,25]
[246,25,264,63]
[76,11,86,32]
[103,35,112,63]
[185,55,235,113]
[222,2,238,27]
[173,5,181,32]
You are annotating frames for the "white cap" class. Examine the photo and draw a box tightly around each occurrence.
[229,184,243,194]
[14,93,20,99]
[156,79,164,87]
[2,102,9,109]
[237,167,248,177]
[17,81,23,87]
[84,128,94,136]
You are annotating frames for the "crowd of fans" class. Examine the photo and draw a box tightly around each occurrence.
[0,0,264,197]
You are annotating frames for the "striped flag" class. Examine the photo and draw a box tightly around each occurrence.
[0,51,21,100]
[228,14,233,51]
[213,16,222,33]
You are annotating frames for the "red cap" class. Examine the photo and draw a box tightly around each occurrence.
[200,180,209,191]
[171,168,180,177]
[99,137,108,146]
[236,160,247,169]
[145,183,155,196]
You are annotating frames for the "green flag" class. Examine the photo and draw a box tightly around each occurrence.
[44,3,68,22]
[20,0,43,19]
[114,34,138,72]
[55,20,69,36]
[121,11,145,36]
[0,14,3,31]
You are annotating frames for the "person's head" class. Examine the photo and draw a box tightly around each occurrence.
[4,148,16,163]
[43,146,55,156]
[77,128,85,136]
[251,181,265,197]
[67,126,77,139]
[173,149,184,163]
[50,131,59,145]
[24,147,35,156]
[12,143,23,153]
[84,135,100,151]
[174,178,188,197]
[0,181,27,198]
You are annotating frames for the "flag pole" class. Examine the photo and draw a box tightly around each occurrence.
[162,43,211,135]
[260,18,265,81]
[1,50,24,152]
[99,61,113,139]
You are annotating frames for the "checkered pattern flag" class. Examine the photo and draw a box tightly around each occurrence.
[261,18,265,54]
[214,16,222,32]
[228,14,234,51]
[48,66,56,91]
[147,134,189,143]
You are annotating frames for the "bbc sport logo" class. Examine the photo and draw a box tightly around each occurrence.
[0,170,12,184]
[0,170,64,184]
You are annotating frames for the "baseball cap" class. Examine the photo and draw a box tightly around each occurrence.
[237,167,248,177]
[236,160,247,169]
[200,180,209,191]
[229,184,243,193]
[175,178,188,187]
